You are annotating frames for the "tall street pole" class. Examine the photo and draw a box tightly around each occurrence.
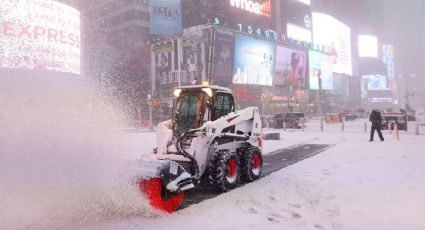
[318,70,323,132]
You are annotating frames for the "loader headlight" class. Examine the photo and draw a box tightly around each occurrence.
[174,89,182,97]
[202,88,213,97]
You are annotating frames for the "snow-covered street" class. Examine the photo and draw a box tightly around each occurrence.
[76,122,425,230]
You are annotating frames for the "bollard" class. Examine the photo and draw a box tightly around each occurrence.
[302,119,305,132]
[364,123,367,133]
[320,119,324,132]
[388,122,392,135]
[416,123,420,135]
[341,122,345,132]
[394,122,400,140]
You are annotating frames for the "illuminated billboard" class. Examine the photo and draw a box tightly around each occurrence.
[312,13,352,76]
[287,24,312,43]
[281,0,312,43]
[0,0,80,75]
[295,0,310,5]
[362,74,388,90]
[233,35,276,86]
[213,32,235,86]
[308,50,333,90]
[212,0,276,39]
[150,0,182,35]
[358,35,378,58]
[361,74,395,103]
[229,0,272,17]
[274,46,307,88]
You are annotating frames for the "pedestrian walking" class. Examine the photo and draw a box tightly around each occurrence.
[369,110,384,142]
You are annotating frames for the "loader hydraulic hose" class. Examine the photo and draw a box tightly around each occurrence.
[176,130,200,178]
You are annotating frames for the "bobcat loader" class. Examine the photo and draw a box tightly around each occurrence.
[136,84,263,212]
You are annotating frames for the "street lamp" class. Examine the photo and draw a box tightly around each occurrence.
[397,74,416,111]
[147,94,153,131]
[397,74,417,131]
[318,70,323,131]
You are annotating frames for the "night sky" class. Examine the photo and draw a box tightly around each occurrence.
[380,0,425,106]
[381,0,425,77]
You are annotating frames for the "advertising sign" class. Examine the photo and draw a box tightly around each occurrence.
[325,113,341,123]
[362,74,388,90]
[287,24,312,43]
[308,50,333,90]
[274,46,307,89]
[153,41,173,85]
[213,32,235,86]
[229,0,273,18]
[233,35,276,86]
[281,0,311,43]
[181,39,205,84]
[312,13,352,76]
[362,74,395,103]
[358,35,378,58]
[150,0,182,35]
[283,0,311,30]
[382,45,397,96]
[295,0,310,5]
[0,0,80,74]
[216,0,276,37]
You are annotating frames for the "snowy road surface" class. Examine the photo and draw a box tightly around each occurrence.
[2,120,425,230]
[182,144,330,208]
[79,124,425,230]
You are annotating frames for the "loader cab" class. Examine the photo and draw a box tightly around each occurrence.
[173,85,235,135]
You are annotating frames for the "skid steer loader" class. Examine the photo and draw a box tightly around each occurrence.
[136,84,263,212]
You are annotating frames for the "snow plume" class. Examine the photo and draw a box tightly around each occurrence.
[0,74,154,230]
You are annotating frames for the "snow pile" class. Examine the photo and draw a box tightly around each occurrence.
[0,75,154,230]
[83,130,425,230]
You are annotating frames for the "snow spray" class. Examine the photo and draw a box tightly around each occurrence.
[0,74,155,230]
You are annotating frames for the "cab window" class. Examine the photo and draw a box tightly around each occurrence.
[212,93,234,121]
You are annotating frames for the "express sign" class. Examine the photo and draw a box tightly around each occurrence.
[0,0,81,75]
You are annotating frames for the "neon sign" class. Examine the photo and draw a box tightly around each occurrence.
[236,24,278,40]
[229,0,272,18]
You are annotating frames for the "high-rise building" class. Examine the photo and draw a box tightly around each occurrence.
[81,0,151,52]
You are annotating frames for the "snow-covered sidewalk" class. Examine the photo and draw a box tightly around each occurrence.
[80,129,425,230]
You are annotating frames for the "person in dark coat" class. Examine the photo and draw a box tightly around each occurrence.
[369,110,384,141]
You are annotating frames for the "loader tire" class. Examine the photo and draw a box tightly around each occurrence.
[138,178,184,213]
[240,147,263,182]
[208,150,240,192]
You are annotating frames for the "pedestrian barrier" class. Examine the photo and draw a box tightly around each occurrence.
[416,123,420,135]
[264,119,425,136]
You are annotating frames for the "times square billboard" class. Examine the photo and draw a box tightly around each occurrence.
[312,13,352,76]
[281,0,312,43]
[233,34,275,86]
[183,0,277,40]
[0,0,81,75]
[308,50,333,90]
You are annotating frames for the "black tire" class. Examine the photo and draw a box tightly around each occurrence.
[208,150,240,192]
[240,147,263,182]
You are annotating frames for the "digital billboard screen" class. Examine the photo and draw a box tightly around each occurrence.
[233,35,276,86]
[0,0,81,75]
[281,0,312,43]
[312,13,352,76]
[358,35,378,58]
[287,24,312,43]
[150,0,182,36]
[213,31,235,86]
[274,46,307,88]
[362,74,388,90]
[213,0,277,39]
[308,50,333,90]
